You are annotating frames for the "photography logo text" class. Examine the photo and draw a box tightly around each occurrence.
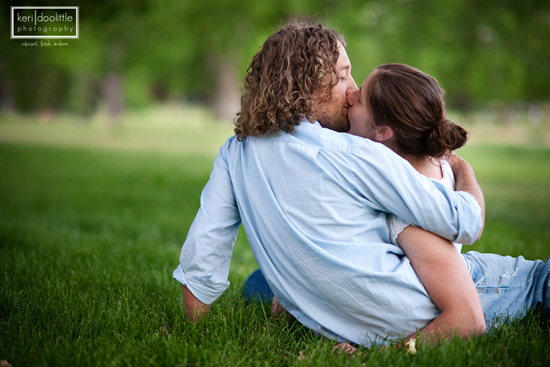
[11,6,79,39]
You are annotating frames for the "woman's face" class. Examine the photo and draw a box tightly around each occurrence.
[347,76,379,140]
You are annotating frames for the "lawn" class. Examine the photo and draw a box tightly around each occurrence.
[1,110,549,366]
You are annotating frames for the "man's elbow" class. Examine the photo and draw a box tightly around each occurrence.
[457,217,484,245]
[475,226,484,242]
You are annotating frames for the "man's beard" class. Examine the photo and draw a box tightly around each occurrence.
[310,88,350,132]
[317,109,350,132]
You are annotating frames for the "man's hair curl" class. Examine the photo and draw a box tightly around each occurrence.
[234,22,344,141]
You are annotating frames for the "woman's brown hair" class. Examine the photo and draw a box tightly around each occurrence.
[234,22,344,141]
[366,63,468,158]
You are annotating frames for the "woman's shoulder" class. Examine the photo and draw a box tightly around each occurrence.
[438,158,456,189]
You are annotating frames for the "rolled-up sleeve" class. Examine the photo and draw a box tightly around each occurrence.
[173,142,241,305]
[351,143,482,245]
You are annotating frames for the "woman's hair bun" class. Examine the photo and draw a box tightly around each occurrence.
[426,118,468,157]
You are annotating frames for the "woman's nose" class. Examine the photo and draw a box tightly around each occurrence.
[347,89,359,106]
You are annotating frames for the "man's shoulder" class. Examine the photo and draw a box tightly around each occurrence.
[221,121,394,163]
[291,120,379,154]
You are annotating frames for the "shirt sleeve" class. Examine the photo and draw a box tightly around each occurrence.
[173,142,241,305]
[351,142,482,245]
[387,213,410,246]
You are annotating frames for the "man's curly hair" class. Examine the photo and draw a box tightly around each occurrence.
[234,22,345,141]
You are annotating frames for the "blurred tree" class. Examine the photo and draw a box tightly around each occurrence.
[340,0,550,109]
[139,0,334,120]
[1,0,549,118]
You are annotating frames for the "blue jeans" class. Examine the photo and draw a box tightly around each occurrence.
[463,251,550,327]
[241,269,274,303]
[243,253,550,328]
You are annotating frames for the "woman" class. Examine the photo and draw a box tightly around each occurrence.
[347,63,467,253]
[244,63,549,348]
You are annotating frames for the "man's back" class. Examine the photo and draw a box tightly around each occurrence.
[174,119,482,346]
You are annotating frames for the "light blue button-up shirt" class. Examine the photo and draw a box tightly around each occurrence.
[174,119,482,346]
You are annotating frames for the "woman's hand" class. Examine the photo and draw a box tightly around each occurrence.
[447,153,485,241]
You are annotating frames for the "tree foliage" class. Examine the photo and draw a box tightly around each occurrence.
[1,0,549,115]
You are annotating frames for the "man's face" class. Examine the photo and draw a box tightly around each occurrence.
[312,42,358,132]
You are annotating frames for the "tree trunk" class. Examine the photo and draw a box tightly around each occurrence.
[102,72,123,122]
[211,57,240,122]
[102,45,124,122]
[0,80,15,113]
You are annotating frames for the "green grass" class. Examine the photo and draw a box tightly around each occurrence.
[459,145,550,259]
[1,114,549,366]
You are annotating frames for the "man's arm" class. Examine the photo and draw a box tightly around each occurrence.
[353,143,482,244]
[182,285,210,321]
[398,225,486,344]
[448,153,485,240]
[174,142,241,319]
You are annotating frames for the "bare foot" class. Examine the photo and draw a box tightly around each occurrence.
[271,296,290,318]
[333,342,358,354]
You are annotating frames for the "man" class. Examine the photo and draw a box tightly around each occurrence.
[173,22,548,347]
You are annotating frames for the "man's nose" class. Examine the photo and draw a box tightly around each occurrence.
[347,75,358,94]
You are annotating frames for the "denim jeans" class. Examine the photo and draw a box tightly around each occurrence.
[241,269,274,303]
[463,251,550,328]
[243,252,550,330]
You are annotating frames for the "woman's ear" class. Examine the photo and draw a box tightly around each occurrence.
[374,126,394,142]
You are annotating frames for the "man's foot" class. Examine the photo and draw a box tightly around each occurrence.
[333,342,358,354]
[271,296,291,318]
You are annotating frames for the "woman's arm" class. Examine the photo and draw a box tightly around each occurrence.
[397,225,486,344]
[447,153,485,241]
[335,224,484,354]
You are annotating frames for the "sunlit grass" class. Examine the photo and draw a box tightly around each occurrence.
[1,108,549,366]
[458,145,550,259]
[0,105,235,156]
